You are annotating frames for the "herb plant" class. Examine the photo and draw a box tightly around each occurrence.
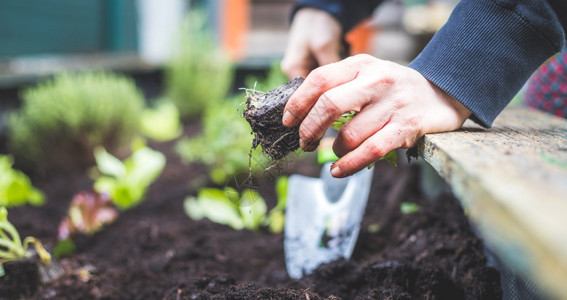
[0,155,44,207]
[7,72,144,172]
[0,207,51,276]
[165,9,234,119]
[93,145,166,210]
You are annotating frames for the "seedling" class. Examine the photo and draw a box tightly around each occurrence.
[0,155,44,207]
[184,181,289,233]
[401,202,420,214]
[0,207,51,276]
[93,145,166,210]
[55,191,118,257]
[184,187,267,231]
[140,100,182,142]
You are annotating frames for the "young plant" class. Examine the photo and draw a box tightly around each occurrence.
[0,207,51,276]
[184,187,267,231]
[165,9,234,119]
[175,97,268,185]
[184,176,289,233]
[93,145,166,210]
[0,155,44,207]
[54,191,118,257]
[7,72,144,173]
[139,99,183,142]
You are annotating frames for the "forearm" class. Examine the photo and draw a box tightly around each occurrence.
[291,0,384,33]
[409,0,566,127]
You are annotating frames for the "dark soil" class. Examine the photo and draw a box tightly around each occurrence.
[4,122,502,299]
[243,77,303,160]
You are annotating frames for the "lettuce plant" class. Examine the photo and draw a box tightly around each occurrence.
[54,191,118,258]
[184,187,267,231]
[0,155,44,207]
[93,146,166,210]
[139,100,182,142]
[0,207,51,276]
[184,176,290,233]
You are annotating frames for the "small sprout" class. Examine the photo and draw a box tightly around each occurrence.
[93,146,166,210]
[400,202,420,214]
[0,155,45,207]
[55,191,118,257]
[140,100,183,142]
[0,207,51,276]
[367,223,381,233]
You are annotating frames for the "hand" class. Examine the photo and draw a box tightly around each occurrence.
[281,8,343,79]
[282,54,471,177]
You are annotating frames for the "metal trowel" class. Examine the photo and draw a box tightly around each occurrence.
[284,143,374,279]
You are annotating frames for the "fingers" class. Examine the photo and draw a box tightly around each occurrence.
[282,59,359,128]
[330,124,404,177]
[332,104,390,157]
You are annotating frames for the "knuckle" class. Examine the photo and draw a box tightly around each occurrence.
[337,126,361,148]
[299,123,318,143]
[363,142,386,159]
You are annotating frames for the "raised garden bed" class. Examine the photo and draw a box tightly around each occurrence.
[3,120,502,299]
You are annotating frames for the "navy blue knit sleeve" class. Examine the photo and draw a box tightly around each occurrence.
[409,0,566,127]
[292,0,383,33]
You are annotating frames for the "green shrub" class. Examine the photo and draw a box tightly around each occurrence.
[165,10,234,120]
[7,72,144,172]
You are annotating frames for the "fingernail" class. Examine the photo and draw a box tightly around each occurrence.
[330,165,342,177]
[282,110,293,126]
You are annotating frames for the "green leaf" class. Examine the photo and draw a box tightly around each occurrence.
[94,147,126,178]
[184,188,244,230]
[239,189,267,231]
[0,155,45,207]
[94,147,166,210]
[53,238,76,258]
[401,202,420,214]
[140,100,182,142]
[274,176,288,210]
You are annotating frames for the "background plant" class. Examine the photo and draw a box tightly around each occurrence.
[93,143,166,210]
[0,155,44,207]
[165,9,234,120]
[175,97,268,185]
[7,71,144,173]
[0,207,51,276]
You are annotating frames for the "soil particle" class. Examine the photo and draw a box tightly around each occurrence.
[243,77,303,160]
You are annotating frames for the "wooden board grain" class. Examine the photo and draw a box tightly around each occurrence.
[417,107,567,298]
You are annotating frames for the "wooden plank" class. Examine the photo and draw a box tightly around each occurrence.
[417,107,567,299]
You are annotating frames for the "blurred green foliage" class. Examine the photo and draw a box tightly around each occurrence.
[175,96,267,185]
[7,72,144,172]
[165,9,234,120]
[0,155,44,207]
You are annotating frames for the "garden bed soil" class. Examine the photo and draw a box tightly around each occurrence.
[5,123,502,299]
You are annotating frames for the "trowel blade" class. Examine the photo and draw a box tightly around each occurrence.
[284,166,374,279]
